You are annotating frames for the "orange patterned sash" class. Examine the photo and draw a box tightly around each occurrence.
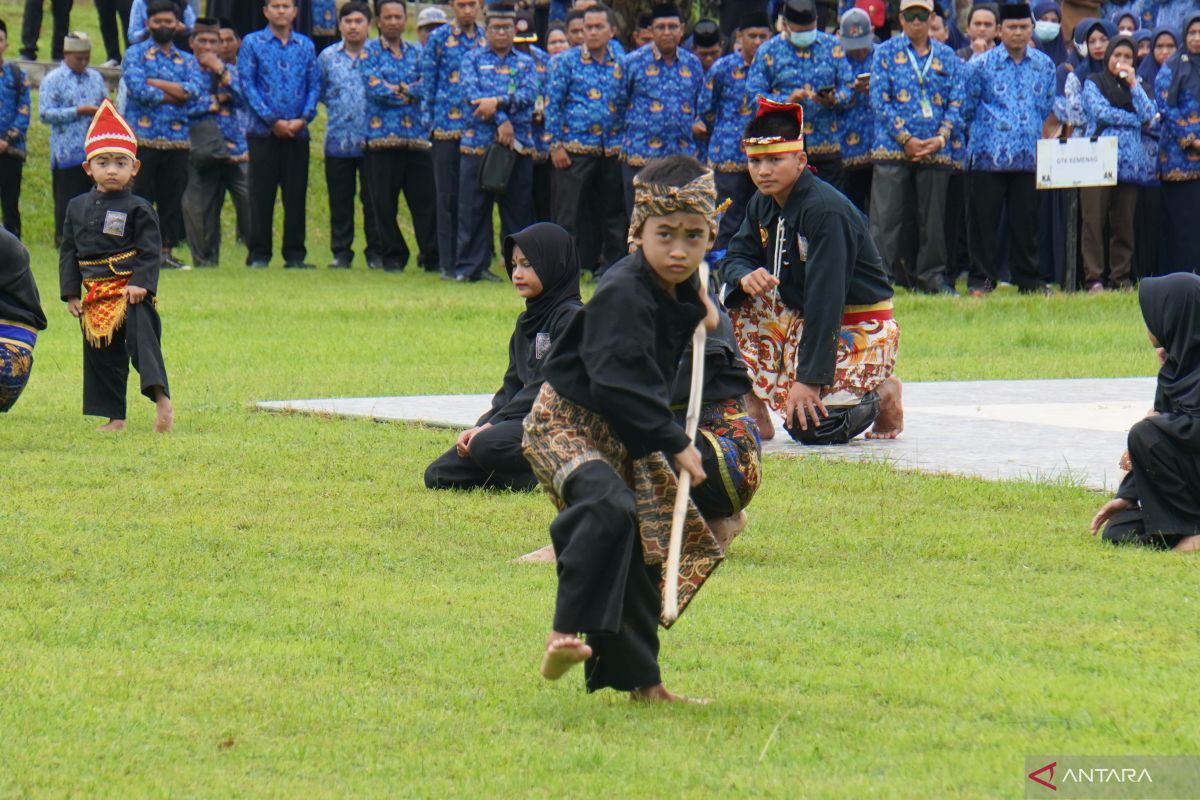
[78,250,137,348]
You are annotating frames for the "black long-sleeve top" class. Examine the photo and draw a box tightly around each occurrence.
[719,170,893,387]
[670,284,752,409]
[0,228,46,331]
[59,188,162,301]
[541,251,707,460]
[478,302,582,426]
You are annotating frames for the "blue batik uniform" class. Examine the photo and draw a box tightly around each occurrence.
[312,0,337,38]
[544,43,623,156]
[617,45,706,166]
[840,46,875,170]
[362,38,428,151]
[419,22,486,142]
[1081,78,1158,184]
[1155,60,1200,182]
[746,31,856,157]
[238,29,320,139]
[459,47,537,154]
[528,46,551,160]
[869,36,965,170]
[0,62,32,159]
[320,41,369,157]
[122,40,204,148]
[1133,0,1196,32]
[38,65,109,169]
[700,52,754,173]
[190,65,247,160]
[962,46,1056,172]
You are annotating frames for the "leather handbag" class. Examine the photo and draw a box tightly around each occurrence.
[478,143,517,193]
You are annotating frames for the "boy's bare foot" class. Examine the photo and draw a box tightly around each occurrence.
[154,392,174,433]
[708,511,748,552]
[746,394,775,440]
[866,376,904,439]
[97,419,126,432]
[514,544,556,564]
[1174,535,1200,553]
[630,683,710,704]
[540,633,592,680]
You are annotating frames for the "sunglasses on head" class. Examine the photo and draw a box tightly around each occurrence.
[901,8,931,21]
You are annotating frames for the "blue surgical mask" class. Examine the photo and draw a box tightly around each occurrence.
[790,29,817,48]
[1034,20,1061,42]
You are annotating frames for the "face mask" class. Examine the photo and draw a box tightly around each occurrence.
[151,26,176,44]
[1034,20,1061,42]
[790,29,817,48]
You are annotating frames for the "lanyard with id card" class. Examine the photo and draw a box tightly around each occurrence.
[907,46,936,119]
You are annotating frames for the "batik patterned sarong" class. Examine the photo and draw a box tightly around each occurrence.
[729,291,900,413]
[0,321,37,412]
[523,384,724,627]
[697,397,762,515]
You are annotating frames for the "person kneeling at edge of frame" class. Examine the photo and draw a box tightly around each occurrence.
[425,222,582,491]
[0,227,46,413]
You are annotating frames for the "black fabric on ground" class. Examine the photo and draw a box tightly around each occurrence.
[1104,420,1200,547]
[782,390,880,445]
[423,419,538,491]
[82,301,169,419]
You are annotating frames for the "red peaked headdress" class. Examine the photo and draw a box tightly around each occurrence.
[741,96,805,156]
[85,98,138,161]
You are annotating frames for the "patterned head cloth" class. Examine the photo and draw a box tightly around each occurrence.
[741,96,805,156]
[627,166,718,246]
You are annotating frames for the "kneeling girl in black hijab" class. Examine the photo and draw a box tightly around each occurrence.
[1091,273,1200,551]
[424,223,583,491]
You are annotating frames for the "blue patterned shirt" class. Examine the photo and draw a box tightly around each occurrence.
[238,29,320,139]
[39,64,109,169]
[699,52,754,173]
[746,32,856,157]
[527,46,550,158]
[1133,0,1196,32]
[1081,78,1158,185]
[419,21,486,140]
[840,45,874,169]
[128,0,196,45]
[1154,60,1200,182]
[319,41,369,157]
[544,43,624,156]
[962,45,1056,172]
[0,63,31,158]
[122,40,205,148]
[312,0,337,37]
[617,45,706,166]
[458,46,537,155]
[869,36,965,169]
[362,37,428,151]
[188,64,248,160]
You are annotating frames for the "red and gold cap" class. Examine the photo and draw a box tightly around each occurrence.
[85,98,138,161]
[741,97,805,156]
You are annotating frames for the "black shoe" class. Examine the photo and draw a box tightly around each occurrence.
[18,51,35,61]
[366,257,384,270]
[162,253,191,270]
[328,258,351,269]
[478,270,502,283]
[246,260,269,269]
[284,261,316,270]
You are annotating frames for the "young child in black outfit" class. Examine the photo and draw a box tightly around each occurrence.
[59,99,173,433]
[522,155,723,702]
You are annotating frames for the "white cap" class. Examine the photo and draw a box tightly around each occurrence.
[417,7,449,28]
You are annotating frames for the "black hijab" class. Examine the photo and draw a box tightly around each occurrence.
[1165,12,1200,106]
[1088,35,1137,112]
[1140,274,1200,431]
[502,222,583,338]
[1137,27,1177,96]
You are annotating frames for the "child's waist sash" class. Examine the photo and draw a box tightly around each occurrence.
[79,250,138,348]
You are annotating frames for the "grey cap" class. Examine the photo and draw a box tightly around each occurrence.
[839,7,873,49]
[417,6,449,28]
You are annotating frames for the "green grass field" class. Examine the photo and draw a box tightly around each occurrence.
[3,31,1199,796]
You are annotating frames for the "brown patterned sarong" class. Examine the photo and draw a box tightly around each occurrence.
[522,384,724,628]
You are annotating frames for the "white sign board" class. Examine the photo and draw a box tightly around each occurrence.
[1036,137,1119,189]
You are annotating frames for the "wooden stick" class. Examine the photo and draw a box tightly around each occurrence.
[663,262,709,624]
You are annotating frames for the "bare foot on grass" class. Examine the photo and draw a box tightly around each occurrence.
[630,683,710,704]
[154,391,174,433]
[1174,535,1200,553]
[514,544,556,564]
[865,376,904,440]
[97,419,126,432]
[540,633,591,680]
[746,394,774,440]
[709,511,747,552]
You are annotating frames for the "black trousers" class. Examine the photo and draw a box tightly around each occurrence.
[325,154,381,266]
[714,169,755,253]
[0,154,23,240]
[842,164,873,216]
[944,172,970,285]
[553,154,626,273]
[423,419,537,491]
[1160,180,1200,275]
[182,159,249,266]
[621,161,639,219]
[95,0,132,62]
[870,162,950,292]
[82,301,169,420]
[133,148,187,249]
[532,158,552,223]
[455,152,533,280]
[551,460,663,693]
[21,0,73,60]
[968,171,1041,292]
[808,153,844,193]
[53,165,92,244]
[1103,419,1200,549]
[246,135,309,264]
[431,138,462,275]
[363,148,438,271]
[1133,186,1162,279]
